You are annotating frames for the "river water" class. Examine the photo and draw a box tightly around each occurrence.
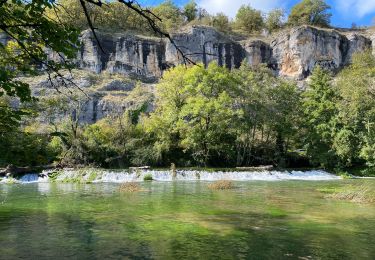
[0,178,374,259]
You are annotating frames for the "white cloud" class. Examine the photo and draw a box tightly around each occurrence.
[197,0,288,18]
[335,0,375,17]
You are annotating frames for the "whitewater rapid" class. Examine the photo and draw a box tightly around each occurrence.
[0,169,342,184]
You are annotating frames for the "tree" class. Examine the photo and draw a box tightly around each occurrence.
[288,0,331,27]
[234,5,264,34]
[183,0,197,22]
[302,66,338,167]
[335,50,375,168]
[265,8,285,33]
[177,63,240,166]
[212,12,231,33]
[234,64,301,166]
[152,0,184,32]
[144,65,189,165]
[146,63,240,166]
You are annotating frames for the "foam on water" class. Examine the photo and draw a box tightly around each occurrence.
[1,169,341,184]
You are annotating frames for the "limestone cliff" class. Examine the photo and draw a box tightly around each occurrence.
[78,31,166,82]
[74,25,374,81]
[270,26,372,79]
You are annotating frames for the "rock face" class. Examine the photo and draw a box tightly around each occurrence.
[270,26,372,79]
[79,31,167,82]
[28,71,154,124]
[166,26,245,69]
[242,40,272,67]
[74,25,373,81]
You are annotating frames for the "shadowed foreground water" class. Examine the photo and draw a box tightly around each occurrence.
[0,180,374,259]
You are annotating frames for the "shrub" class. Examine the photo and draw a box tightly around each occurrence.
[143,174,153,181]
[208,180,235,190]
[119,182,141,192]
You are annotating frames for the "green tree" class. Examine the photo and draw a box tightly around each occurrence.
[177,63,240,166]
[146,63,240,166]
[212,12,231,33]
[145,65,190,165]
[234,64,301,166]
[234,5,264,34]
[302,66,338,167]
[335,50,375,167]
[288,0,331,27]
[152,0,184,31]
[265,8,285,33]
[183,0,197,22]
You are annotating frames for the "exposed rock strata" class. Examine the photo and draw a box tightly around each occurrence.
[79,31,166,82]
[270,26,372,79]
[75,25,373,81]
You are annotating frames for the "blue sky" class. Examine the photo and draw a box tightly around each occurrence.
[138,0,375,28]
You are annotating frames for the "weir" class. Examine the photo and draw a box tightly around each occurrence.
[1,169,341,184]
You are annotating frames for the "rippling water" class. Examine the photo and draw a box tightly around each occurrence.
[0,180,374,259]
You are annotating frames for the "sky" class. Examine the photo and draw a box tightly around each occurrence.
[138,0,375,28]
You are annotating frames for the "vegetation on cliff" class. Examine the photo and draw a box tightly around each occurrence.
[50,0,334,36]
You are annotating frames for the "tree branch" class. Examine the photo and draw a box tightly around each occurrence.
[79,0,105,53]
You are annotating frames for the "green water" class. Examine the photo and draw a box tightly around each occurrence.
[0,180,374,259]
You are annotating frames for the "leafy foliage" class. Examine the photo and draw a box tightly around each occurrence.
[302,66,338,167]
[288,0,331,27]
[183,0,197,22]
[211,13,231,33]
[265,9,285,33]
[335,51,375,167]
[234,5,264,34]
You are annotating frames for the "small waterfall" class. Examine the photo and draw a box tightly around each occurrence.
[21,173,49,183]
[1,169,341,184]
[0,173,49,184]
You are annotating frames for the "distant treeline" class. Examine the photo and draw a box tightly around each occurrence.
[49,0,335,36]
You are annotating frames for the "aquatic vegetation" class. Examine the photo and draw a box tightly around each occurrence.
[48,171,61,182]
[318,184,375,203]
[207,180,235,190]
[86,171,98,183]
[119,182,141,192]
[143,174,153,181]
[5,178,17,184]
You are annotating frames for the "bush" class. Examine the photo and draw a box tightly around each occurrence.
[143,174,153,181]
[208,180,235,190]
